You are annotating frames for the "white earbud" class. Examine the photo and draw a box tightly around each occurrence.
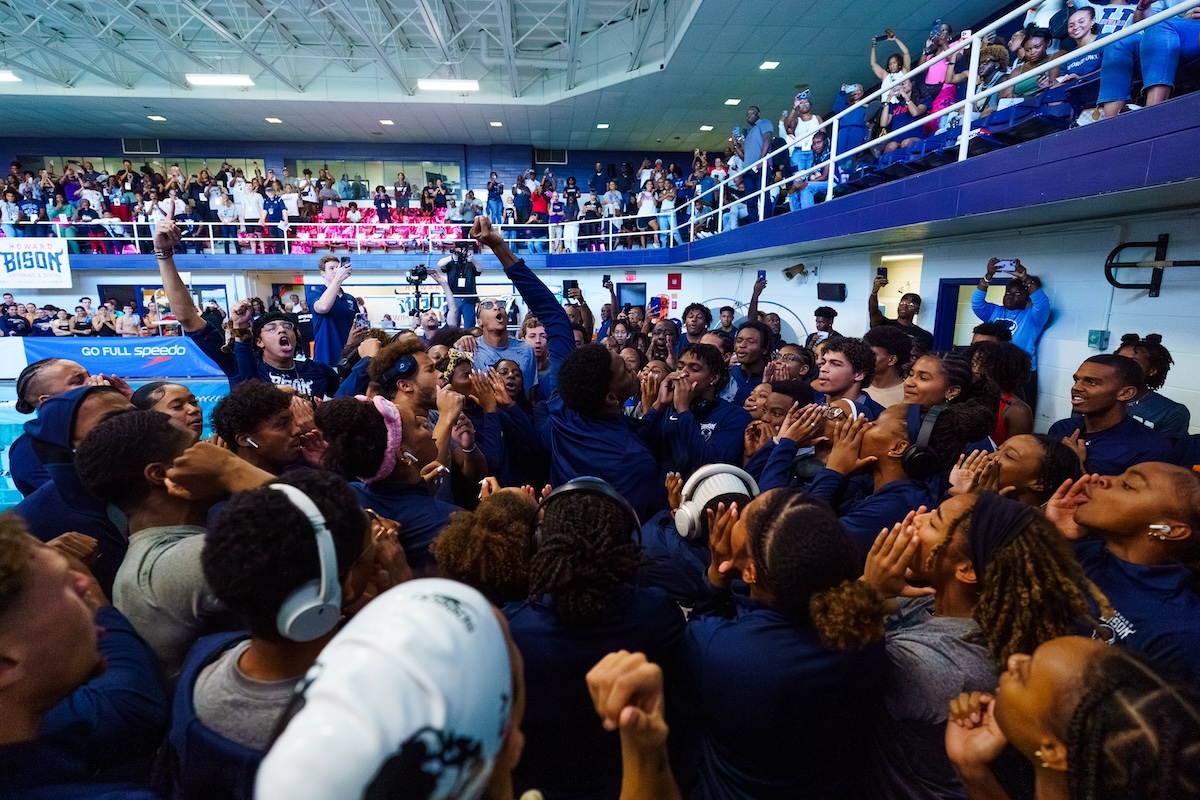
[244,436,260,449]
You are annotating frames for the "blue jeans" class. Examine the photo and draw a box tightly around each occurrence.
[657,212,681,246]
[790,149,814,174]
[487,199,503,221]
[789,183,822,212]
[1,223,20,238]
[723,202,748,230]
[1098,18,1200,103]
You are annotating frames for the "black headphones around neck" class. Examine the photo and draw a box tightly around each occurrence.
[901,404,946,480]
[531,477,643,551]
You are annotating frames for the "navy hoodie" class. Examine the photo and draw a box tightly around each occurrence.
[506,257,665,519]
[12,387,129,596]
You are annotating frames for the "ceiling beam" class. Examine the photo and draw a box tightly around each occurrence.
[490,0,521,98]
[26,2,194,89]
[99,0,215,69]
[242,0,300,47]
[372,0,415,51]
[325,0,415,95]
[0,39,72,86]
[0,6,134,87]
[414,0,461,79]
[278,0,360,72]
[176,0,304,91]
[627,0,665,72]
[564,0,581,89]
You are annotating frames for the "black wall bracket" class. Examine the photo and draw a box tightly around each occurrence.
[1104,233,1200,298]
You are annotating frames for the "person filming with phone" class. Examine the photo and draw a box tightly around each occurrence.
[972,257,1051,413]
[307,255,358,368]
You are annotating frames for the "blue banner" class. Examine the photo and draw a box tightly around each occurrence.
[22,336,227,379]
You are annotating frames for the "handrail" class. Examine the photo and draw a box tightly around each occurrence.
[703,0,1200,227]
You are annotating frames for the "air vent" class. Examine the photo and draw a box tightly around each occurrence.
[122,138,161,155]
[534,148,567,165]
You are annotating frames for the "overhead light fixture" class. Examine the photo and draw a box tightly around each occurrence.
[417,78,479,91]
[0,70,21,82]
[700,125,713,131]
[489,121,503,127]
[379,119,394,125]
[759,61,780,70]
[147,115,167,122]
[186,73,254,86]
[265,117,283,124]
[880,254,924,262]
[596,123,609,129]
[724,98,741,105]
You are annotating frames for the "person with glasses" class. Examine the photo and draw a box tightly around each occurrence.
[972,258,1051,414]
[455,297,538,399]
[868,274,934,354]
[949,43,1010,121]
[230,308,340,399]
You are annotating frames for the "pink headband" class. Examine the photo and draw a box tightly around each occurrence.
[356,395,403,484]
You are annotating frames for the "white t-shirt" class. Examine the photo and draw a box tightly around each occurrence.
[793,114,823,151]
[241,192,264,222]
[637,191,657,216]
[281,192,300,217]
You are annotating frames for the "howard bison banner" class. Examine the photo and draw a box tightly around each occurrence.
[20,336,226,379]
[0,237,72,288]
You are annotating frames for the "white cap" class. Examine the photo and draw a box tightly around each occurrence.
[256,579,513,800]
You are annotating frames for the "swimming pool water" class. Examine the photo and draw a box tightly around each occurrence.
[0,378,231,509]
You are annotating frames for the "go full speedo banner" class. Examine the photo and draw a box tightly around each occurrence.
[0,237,72,288]
[0,336,227,379]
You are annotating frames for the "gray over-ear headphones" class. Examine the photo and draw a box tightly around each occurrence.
[676,464,760,541]
[532,476,642,551]
[270,483,343,642]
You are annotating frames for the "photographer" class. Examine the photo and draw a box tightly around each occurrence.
[972,258,1051,412]
[306,255,357,368]
[440,244,482,326]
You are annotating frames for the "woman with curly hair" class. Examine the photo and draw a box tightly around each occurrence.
[863,492,1106,799]
[431,488,537,605]
[970,340,1033,442]
[504,480,683,800]
[676,490,889,799]
[946,637,1200,800]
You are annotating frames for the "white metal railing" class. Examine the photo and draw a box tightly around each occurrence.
[694,0,1200,234]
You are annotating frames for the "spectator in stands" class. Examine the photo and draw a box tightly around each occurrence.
[871,32,913,103]
[863,325,913,408]
[0,517,167,800]
[131,381,203,436]
[1114,332,1190,442]
[879,78,930,151]
[1000,27,1061,99]
[0,303,31,337]
[789,129,833,210]
[868,274,933,353]
[973,259,1050,411]
[1059,6,1104,85]
[919,21,961,131]
[833,84,869,168]
[678,303,712,353]
[739,105,776,223]
[1098,4,1200,119]
[1048,354,1173,474]
[803,305,841,349]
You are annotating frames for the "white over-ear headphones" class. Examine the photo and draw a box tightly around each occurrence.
[270,483,342,642]
[676,464,760,541]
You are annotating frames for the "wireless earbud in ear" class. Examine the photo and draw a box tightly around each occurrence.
[244,437,260,449]
[1149,524,1172,540]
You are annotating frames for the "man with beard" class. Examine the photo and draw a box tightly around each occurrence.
[231,305,339,399]
[455,297,537,399]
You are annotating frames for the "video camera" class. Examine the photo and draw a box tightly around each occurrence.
[406,263,428,286]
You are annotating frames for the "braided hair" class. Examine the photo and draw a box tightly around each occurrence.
[527,492,642,627]
[1117,333,1174,391]
[1066,647,1200,800]
[1030,433,1084,505]
[747,491,888,649]
[927,502,1108,664]
[15,358,67,414]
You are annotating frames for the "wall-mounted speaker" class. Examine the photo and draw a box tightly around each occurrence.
[816,283,847,302]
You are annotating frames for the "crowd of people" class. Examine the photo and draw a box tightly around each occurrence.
[4,3,1195,255]
[2,216,1200,800]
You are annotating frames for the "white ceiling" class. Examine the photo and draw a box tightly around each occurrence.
[0,0,1004,151]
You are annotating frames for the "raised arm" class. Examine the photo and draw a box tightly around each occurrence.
[312,262,351,314]
[428,266,461,327]
[152,220,204,333]
[870,40,887,80]
[868,274,890,328]
[746,275,767,324]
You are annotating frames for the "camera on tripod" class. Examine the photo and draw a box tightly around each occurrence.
[406,263,428,285]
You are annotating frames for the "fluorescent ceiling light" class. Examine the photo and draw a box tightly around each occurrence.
[379,119,394,125]
[880,253,923,262]
[700,125,713,131]
[0,70,21,82]
[186,73,254,87]
[265,117,283,124]
[724,98,741,105]
[417,78,479,91]
[759,61,780,70]
[147,115,167,122]
[489,121,503,127]
[596,123,609,129]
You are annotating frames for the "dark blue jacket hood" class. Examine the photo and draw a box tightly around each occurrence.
[22,386,106,451]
